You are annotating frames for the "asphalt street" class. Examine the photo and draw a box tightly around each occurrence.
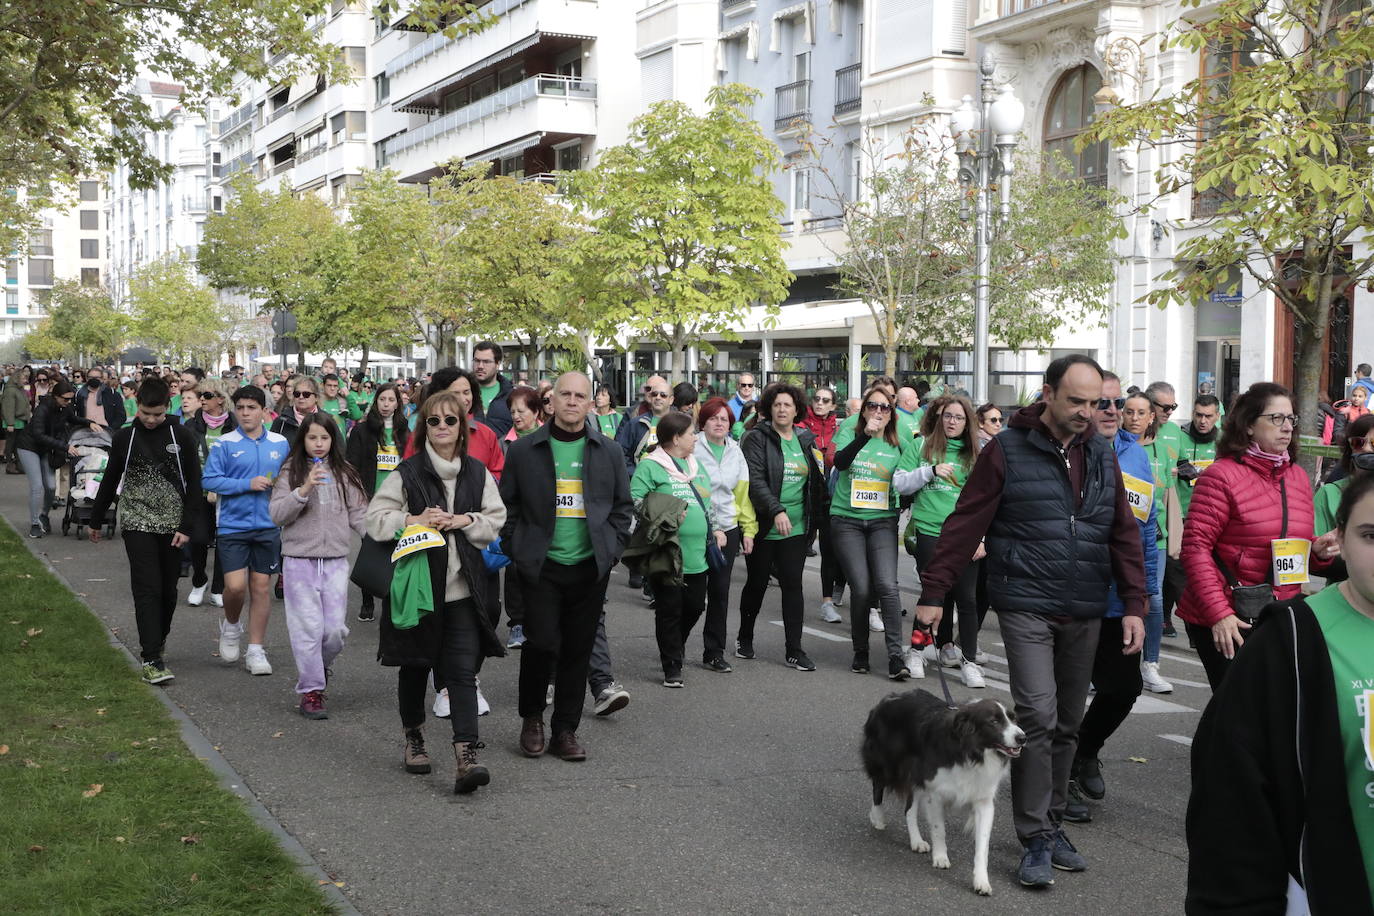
[3,478,1203,915]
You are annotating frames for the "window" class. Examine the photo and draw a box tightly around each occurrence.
[80,239,99,259]
[343,46,366,78]
[79,209,99,230]
[641,49,674,106]
[497,63,524,90]
[5,289,16,313]
[793,51,811,82]
[28,229,52,256]
[79,181,100,201]
[791,167,812,213]
[374,72,390,103]
[556,58,582,79]
[80,267,100,288]
[329,175,361,206]
[498,153,525,179]
[1194,29,1262,217]
[28,259,53,286]
[213,195,222,213]
[557,143,582,172]
[1043,64,1107,187]
[4,259,13,285]
[31,288,51,311]
[846,141,862,201]
[330,111,366,144]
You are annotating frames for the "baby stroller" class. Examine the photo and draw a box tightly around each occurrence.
[63,426,115,538]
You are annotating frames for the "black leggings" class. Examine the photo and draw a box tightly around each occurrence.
[1077,617,1143,758]
[190,541,224,593]
[396,599,483,743]
[738,534,808,655]
[817,512,846,598]
[1186,621,1234,691]
[914,532,980,659]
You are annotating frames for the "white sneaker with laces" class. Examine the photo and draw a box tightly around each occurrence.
[218,619,242,663]
[820,599,842,623]
[209,592,224,607]
[244,645,272,676]
[433,687,451,718]
[905,647,926,679]
[922,644,939,665]
[476,679,491,717]
[868,609,884,632]
[939,644,962,668]
[187,584,207,607]
[1141,661,1174,694]
[961,661,987,688]
[975,648,989,665]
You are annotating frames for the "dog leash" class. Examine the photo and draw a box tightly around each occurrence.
[915,622,957,709]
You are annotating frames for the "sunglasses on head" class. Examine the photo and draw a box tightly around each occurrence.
[426,415,460,427]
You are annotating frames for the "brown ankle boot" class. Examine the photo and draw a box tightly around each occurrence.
[452,741,490,794]
[403,727,431,774]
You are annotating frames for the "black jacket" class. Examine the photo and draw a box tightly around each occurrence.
[499,423,632,580]
[740,421,826,541]
[481,374,515,438]
[1186,597,1373,916]
[345,417,407,497]
[269,410,302,445]
[90,420,206,542]
[74,383,126,430]
[15,395,73,455]
[376,451,504,666]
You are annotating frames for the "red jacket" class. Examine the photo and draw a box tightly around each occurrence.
[1178,453,1322,627]
[798,409,839,471]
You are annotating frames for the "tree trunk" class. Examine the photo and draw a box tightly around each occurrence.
[1290,267,1334,484]
[360,344,370,373]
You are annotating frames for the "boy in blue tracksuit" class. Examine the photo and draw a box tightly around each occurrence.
[1069,377,1162,816]
[201,385,289,676]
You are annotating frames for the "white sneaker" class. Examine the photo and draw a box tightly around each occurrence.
[939,644,962,669]
[187,584,207,606]
[961,661,986,689]
[820,599,842,623]
[975,648,989,665]
[833,586,845,607]
[868,609,884,632]
[432,687,451,718]
[1141,661,1174,694]
[209,592,224,607]
[905,647,926,679]
[218,619,242,663]
[244,645,272,676]
[922,644,939,665]
[476,679,490,717]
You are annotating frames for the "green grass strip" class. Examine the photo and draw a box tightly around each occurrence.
[0,521,336,915]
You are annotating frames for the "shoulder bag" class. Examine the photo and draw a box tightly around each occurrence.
[1211,478,1288,624]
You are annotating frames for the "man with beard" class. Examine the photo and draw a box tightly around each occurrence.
[1161,394,1221,637]
[472,342,515,437]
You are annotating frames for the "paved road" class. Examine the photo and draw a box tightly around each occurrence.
[4,479,1202,914]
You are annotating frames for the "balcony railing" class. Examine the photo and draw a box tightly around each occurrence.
[217,102,255,138]
[222,151,255,178]
[1000,0,1077,14]
[775,79,811,131]
[272,159,296,176]
[834,64,860,115]
[298,144,326,163]
[385,0,535,74]
[383,73,596,160]
[722,0,752,6]
[268,104,293,123]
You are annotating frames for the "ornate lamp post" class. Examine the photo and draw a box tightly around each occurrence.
[951,52,1024,405]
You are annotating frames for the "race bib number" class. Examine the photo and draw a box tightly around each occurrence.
[391,525,445,561]
[1121,473,1153,524]
[851,478,890,510]
[1187,458,1215,487]
[644,428,658,449]
[812,447,826,474]
[1271,538,1310,586]
[555,478,586,518]
[376,448,400,472]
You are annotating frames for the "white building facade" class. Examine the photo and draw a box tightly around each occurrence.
[1,182,106,344]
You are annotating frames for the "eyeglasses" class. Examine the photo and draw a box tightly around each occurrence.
[1260,413,1299,429]
[426,415,460,427]
[293,391,315,398]
[940,412,967,421]
[648,390,671,398]
[1349,436,1369,451]
[864,402,893,413]
[1154,402,1178,413]
[1095,397,1127,411]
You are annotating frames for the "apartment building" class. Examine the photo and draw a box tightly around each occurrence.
[1,182,105,344]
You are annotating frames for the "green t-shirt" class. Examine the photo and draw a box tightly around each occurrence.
[1315,478,1350,537]
[1142,437,1180,550]
[768,432,808,541]
[169,394,182,417]
[548,436,594,565]
[1173,426,1218,517]
[479,380,501,411]
[908,438,974,537]
[594,412,620,439]
[347,390,373,422]
[320,397,346,424]
[1307,584,1374,891]
[830,426,919,521]
[896,408,920,442]
[630,457,712,575]
[123,396,137,422]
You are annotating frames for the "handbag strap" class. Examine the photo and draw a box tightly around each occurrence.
[674,456,716,533]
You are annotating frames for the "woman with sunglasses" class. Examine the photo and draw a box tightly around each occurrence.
[1315,415,1374,543]
[1179,382,1339,688]
[15,380,78,537]
[799,386,845,623]
[905,394,986,685]
[975,402,1003,447]
[366,390,506,794]
[831,386,927,679]
[183,379,238,607]
[345,382,410,622]
[271,376,321,445]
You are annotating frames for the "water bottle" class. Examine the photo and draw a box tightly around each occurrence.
[311,456,331,484]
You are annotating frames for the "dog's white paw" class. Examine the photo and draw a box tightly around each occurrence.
[910,839,930,854]
[973,878,993,897]
[932,853,951,870]
[868,806,886,831]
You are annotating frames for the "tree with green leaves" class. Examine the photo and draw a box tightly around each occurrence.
[808,125,1123,373]
[0,0,492,255]
[17,318,64,362]
[127,257,225,367]
[563,84,793,380]
[44,281,126,365]
[1082,0,1374,432]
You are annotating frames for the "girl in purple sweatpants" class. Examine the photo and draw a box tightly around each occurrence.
[269,413,368,719]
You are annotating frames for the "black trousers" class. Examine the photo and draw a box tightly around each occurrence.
[396,599,483,742]
[1162,557,1187,626]
[817,512,846,598]
[517,559,607,735]
[914,532,981,658]
[738,534,808,655]
[124,530,182,662]
[702,527,740,661]
[1076,617,1143,759]
[503,567,525,627]
[652,570,709,674]
[189,541,224,593]
[1186,621,1233,690]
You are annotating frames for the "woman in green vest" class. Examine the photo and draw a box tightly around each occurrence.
[905,394,985,686]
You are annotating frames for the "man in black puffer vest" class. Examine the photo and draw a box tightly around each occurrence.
[914,354,1147,890]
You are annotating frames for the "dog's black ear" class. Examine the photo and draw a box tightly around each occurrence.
[952,708,978,742]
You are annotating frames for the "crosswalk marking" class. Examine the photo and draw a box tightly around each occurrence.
[1159,734,1194,747]
[768,620,848,642]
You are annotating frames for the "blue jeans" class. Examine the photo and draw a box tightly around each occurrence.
[16,448,54,527]
[1144,591,1163,663]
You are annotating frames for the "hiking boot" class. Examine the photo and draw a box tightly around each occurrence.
[520,716,546,757]
[452,741,490,794]
[1017,836,1055,888]
[1051,828,1087,871]
[593,682,630,716]
[403,727,431,774]
[299,690,328,720]
[1072,756,1105,800]
[141,660,174,685]
[549,731,587,762]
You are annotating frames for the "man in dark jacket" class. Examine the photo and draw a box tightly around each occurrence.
[500,372,632,762]
[75,366,126,431]
[615,374,672,470]
[914,354,1147,889]
[472,341,514,437]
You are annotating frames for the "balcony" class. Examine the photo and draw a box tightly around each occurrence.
[1001,0,1072,12]
[217,102,255,139]
[834,64,860,116]
[272,158,296,177]
[222,151,255,178]
[268,104,294,123]
[774,79,811,132]
[975,0,1094,41]
[382,73,597,181]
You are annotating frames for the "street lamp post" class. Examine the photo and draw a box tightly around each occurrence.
[951,52,1024,405]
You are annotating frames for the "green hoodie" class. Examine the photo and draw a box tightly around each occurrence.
[906,438,975,538]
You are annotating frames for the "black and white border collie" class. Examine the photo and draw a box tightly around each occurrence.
[862,689,1026,896]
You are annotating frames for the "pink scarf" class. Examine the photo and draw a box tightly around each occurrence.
[202,411,228,430]
[1245,441,1290,467]
[644,446,698,483]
